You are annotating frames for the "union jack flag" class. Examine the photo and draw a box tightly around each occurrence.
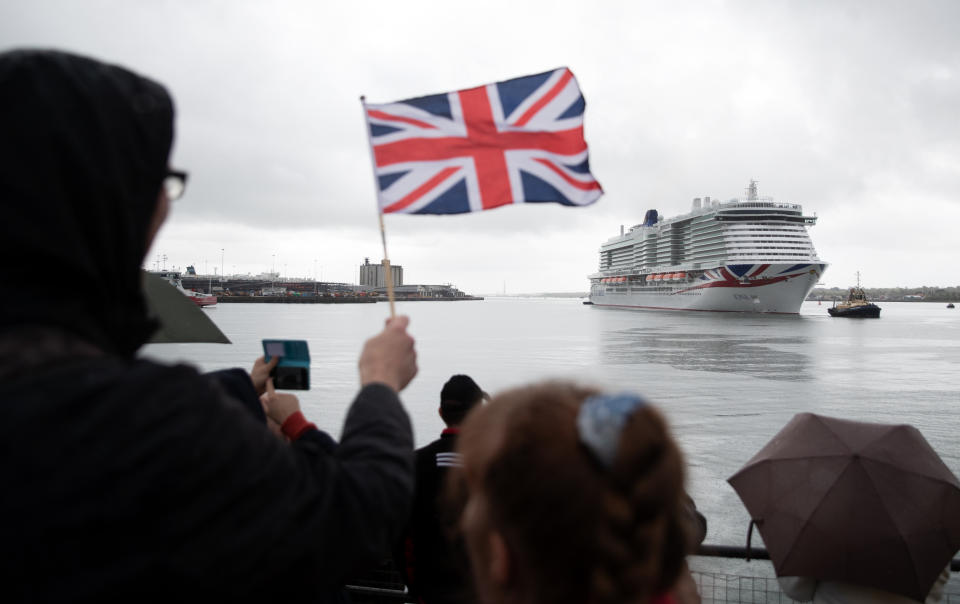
[364,68,603,214]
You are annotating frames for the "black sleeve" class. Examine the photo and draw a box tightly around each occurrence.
[296,425,338,453]
[129,366,415,598]
[204,367,265,422]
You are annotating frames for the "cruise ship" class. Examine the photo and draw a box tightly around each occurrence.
[587,181,826,313]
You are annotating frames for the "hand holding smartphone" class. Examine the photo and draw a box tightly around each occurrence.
[262,339,311,390]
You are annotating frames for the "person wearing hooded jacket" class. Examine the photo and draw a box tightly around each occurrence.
[0,49,417,602]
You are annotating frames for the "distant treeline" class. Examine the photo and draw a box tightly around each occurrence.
[810,286,960,302]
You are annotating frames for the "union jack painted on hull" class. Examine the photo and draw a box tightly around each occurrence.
[679,264,817,293]
[364,68,602,214]
[592,263,825,314]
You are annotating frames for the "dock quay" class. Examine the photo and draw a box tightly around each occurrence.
[181,276,358,297]
[218,296,376,304]
[389,296,484,302]
[178,276,481,303]
[217,295,484,304]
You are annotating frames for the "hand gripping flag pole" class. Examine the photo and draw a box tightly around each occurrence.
[361,95,397,318]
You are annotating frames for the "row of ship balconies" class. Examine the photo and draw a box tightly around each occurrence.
[605,225,814,251]
[598,247,822,273]
[600,244,820,270]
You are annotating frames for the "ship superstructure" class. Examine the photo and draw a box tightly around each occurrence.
[588,181,826,313]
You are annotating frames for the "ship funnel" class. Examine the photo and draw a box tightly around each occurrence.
[642,209,659,227]
[693,197,701,210]
[704,196,711,204]
[620,224,624,235]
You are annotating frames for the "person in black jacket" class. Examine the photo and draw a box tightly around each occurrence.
[402,375,487,604]
[0,48,418,602]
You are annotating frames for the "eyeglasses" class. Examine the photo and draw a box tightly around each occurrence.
[163,169,189,201]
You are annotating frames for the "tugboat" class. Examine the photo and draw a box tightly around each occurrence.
[948,303,956,309]
[828,272,880,318]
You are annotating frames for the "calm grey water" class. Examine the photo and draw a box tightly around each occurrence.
[141,298,960,559]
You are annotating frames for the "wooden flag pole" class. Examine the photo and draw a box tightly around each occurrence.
[378,213,397,318]
[361,95,396,318]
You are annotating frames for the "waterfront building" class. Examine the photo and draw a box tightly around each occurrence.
[360,257,403,288]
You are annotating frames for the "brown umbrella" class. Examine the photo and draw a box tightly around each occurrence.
[728,413,960,601]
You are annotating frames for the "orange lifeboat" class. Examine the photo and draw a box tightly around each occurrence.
[645,275,654,282]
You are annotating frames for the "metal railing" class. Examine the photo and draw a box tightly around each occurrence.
[693,572,799,604]
[696,544,960,571]
[344,546,960,603]
[690,570,960,604]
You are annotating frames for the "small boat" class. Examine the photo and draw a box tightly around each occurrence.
[154,270,218,307]
[828,272,880,318]
[184,288,218,307]
[949,303,956,309]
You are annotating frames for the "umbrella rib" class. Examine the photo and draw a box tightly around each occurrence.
[780,457,920,595]
[743,453,853,470]
[749,456,959,487]
[855,459,921,595]
[860,457,955,595]
[817,416,898,455]
[778,457,854,570]
[862,457,960,487]
[812,414,853,454]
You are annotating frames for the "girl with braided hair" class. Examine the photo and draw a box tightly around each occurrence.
[455,381,699,604]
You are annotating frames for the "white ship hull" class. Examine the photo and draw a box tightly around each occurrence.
[589,263,826,314]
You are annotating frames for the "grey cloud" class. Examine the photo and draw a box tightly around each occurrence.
[3,0,959,288]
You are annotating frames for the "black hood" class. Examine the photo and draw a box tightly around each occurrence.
[0,49,174,357]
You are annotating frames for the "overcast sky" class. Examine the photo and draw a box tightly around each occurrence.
[3,0,958,293]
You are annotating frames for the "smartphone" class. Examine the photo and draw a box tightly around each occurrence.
[262,339,311,390]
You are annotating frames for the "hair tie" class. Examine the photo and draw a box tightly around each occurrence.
[577,392,648,467]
